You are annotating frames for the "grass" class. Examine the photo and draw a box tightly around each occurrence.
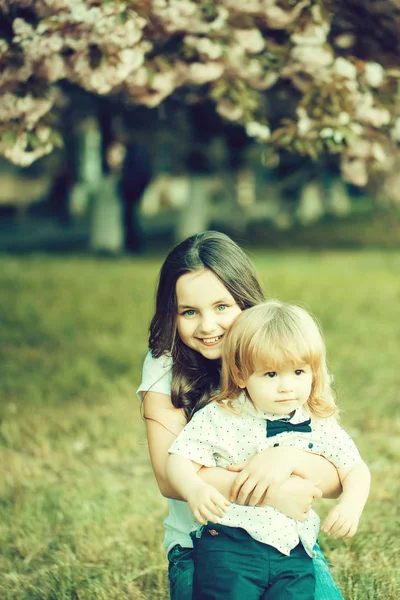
[0,249,399,599]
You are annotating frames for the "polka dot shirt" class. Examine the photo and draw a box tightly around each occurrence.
[169,395,361,557]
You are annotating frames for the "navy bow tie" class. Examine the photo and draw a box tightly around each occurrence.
[266,417,312,438]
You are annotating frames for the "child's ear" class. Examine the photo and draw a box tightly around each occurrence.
[237,374,246,389]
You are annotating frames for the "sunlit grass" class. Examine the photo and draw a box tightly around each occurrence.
[1,250,399,599]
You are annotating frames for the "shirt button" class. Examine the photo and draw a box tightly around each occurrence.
[308,443,313,449]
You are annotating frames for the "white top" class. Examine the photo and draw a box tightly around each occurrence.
[169,396,362,557]
[137,352,197,554]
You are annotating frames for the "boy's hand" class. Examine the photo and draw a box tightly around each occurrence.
[321,502,360,539]
[227,446,296,506]
[186,483,230,525]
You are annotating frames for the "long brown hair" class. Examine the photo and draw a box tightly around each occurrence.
[149,231,265,420]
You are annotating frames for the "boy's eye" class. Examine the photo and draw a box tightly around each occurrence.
[217,304,227,311]
[294,369,304,376]
[265,372,277,378]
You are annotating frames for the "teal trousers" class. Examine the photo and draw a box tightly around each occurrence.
[192,524,315,600]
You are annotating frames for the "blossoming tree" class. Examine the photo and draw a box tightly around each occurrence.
[0,0,399,198]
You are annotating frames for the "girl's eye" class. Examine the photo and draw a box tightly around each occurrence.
[183,309,196,317]
[265,372,277,378]
[294,369,304,376]
[217,304,228,312]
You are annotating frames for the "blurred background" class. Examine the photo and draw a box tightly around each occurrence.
[1,2,400,599]
[1,1,400,252]
[1,92,399,254]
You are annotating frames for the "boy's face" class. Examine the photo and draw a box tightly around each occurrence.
[240,362,313,415]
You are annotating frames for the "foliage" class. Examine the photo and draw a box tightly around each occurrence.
[0,250,400,598]
[0,1,399,196]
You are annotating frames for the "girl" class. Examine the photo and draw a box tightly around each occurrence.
[138,231,345,600]
[167,300,371,599]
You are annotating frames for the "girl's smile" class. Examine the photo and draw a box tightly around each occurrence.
[175,269,242,359]
[198,335,224,346]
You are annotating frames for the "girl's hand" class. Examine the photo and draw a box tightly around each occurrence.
[227,446,299,506]
[186,483,230,526]
[321,502,360,539]
[265,476,322,520]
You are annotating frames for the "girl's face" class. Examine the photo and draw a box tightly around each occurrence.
[241,362,313,415]
[175,269,242,360]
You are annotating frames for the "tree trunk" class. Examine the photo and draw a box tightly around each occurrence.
[175,175,211,242]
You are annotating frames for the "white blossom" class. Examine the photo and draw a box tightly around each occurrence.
[291,24,329,46]
[247,64,279,90]
[359,107,391,128]
[245,121,271,141]
[320,127,334,139]
[0,132,53,167]
[338,112,350,125]
[265,1,309,29]
[291,45,333,69]
[188,62,224,85]
[319,128,343,143]
[0,39,8,60]
[364,62,385,88]
[216,99,243,122]
[334,33,356,49]
[297,107,313,135]
[347,139,371,158]
[0,0,398,180]
[12,18,35,40]
[349,122,363,135]
[341,156,368,187]
[0,93,54,128]
[125,66,148,88]
[235,29,265,54]
[371,143,387,164]
[152,71,179,93]
[186,37,223,60]
[40,55,68,81]
[333,57,357,80]
[391,117,400,142]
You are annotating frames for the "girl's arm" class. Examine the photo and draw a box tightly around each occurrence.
[143,392,334,515]
[227,446,342,506]
[143,391,187,498]
[201,467,322,521]
[144,390,240,499]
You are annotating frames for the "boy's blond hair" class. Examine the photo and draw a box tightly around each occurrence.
[216,300,338,418]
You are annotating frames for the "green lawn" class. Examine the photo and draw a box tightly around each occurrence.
[0,250,399,599]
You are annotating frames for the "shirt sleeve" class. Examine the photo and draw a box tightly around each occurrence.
[316,417,362,470]
[169,405,220,467]
[136,351,173,401]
